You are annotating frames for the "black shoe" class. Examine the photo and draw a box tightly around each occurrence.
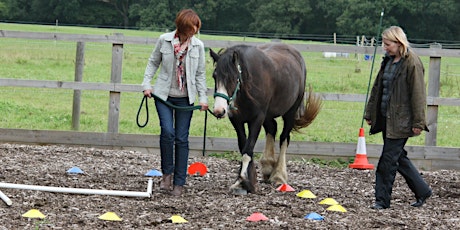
[411,190,432,207]
[371,203,387,209]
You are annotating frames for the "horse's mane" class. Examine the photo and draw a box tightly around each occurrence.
[214,47,238,93]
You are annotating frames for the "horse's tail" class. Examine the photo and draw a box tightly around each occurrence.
[294,86,322,131]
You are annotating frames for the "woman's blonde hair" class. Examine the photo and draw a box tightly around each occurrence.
[382,26,410,57]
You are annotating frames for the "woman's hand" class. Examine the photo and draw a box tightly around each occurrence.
[412,127,422,135]
[200,103,208,111]
[143,90,152,98]
[365,119,372,126]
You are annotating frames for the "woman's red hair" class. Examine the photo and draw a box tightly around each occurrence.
[175,9,201,38]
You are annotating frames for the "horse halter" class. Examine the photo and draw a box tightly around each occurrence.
[213,64,242,111]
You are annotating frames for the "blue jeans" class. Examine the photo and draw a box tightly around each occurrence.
[155,97,193,186]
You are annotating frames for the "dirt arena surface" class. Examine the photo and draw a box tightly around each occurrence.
[0,143,459,229]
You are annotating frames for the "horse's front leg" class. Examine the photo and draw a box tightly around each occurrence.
[229,117,263,195]
[228,119,249,195]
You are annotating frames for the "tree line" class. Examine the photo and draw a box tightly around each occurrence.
[1,0,459,44]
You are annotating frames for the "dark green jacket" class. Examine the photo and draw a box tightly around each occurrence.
[364,49,429,138]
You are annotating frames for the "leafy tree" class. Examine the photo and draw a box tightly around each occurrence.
[193,0,218,31]
[197,0,252,32]
[392,0,460,42]
[133,0,175,31]
[0,1,6,18]
[98,0,132,28]
[2,0,120,26]
[74,1,120,26]
[1,0,459,41]
[336,1,387,36]
[305,0,345,35]
[333,0,460,42]
[3,0,33,21]
[28,0,81,23]
[249,0,312,36]
[132,0,207,31]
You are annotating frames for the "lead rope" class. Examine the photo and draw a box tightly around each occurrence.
[136,95,150,128]
[136,93,217,156]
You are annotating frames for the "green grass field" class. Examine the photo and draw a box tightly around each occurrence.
[1,23,459,147]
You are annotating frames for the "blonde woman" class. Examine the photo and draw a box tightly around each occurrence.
[364,26,431,209]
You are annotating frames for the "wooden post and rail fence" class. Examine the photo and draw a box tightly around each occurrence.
[0,30,459,170]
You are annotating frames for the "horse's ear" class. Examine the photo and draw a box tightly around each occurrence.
[232,51,239,66]
[210,48,219,63]
[232,51,243,83]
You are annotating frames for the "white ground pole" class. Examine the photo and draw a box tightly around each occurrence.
[0,190,13,206]
[0,178,153,205]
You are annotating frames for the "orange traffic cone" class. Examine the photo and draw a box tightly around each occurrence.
[349,128,374,169]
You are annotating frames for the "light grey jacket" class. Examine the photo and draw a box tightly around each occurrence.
[142,31,208,105]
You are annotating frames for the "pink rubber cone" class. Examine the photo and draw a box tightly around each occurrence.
[246,212,269,222]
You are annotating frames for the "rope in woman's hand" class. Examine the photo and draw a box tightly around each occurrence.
[136,93,216,128]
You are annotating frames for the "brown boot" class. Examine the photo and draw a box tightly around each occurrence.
[170,185,184,196]
[159,174,172,191]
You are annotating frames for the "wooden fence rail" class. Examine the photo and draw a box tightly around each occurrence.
[1,30,459,170]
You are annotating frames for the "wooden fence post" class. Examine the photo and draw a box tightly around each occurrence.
[72,42,85,131]
[108,34,124,133]
[425,43,442,146]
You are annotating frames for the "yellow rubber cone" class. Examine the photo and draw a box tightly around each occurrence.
[327,204,347,212]
[22,209,46,219]
[296,190,317,199]
[170,215,188,223]
[319,198,339,205]
[98,212,122,221]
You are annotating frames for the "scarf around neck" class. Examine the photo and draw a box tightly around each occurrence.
[173,33,191,91]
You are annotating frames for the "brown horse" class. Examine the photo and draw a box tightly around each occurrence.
[210,43,321,195]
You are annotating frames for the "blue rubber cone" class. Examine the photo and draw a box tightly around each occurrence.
[144,169,162,177]
[66,167,84,174]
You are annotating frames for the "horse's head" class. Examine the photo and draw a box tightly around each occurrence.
[210,48,241,119]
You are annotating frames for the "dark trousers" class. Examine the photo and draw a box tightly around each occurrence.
[375,133,431,208]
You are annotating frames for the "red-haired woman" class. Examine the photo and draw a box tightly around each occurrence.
[142,9,208,196]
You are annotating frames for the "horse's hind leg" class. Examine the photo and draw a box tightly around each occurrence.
[269,114,295,185]
[269,138,288,185]
[260,119,277,182]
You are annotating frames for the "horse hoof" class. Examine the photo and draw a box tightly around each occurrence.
[269,177,286,186]
[231,189,248,195]
[262,174,271,183]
